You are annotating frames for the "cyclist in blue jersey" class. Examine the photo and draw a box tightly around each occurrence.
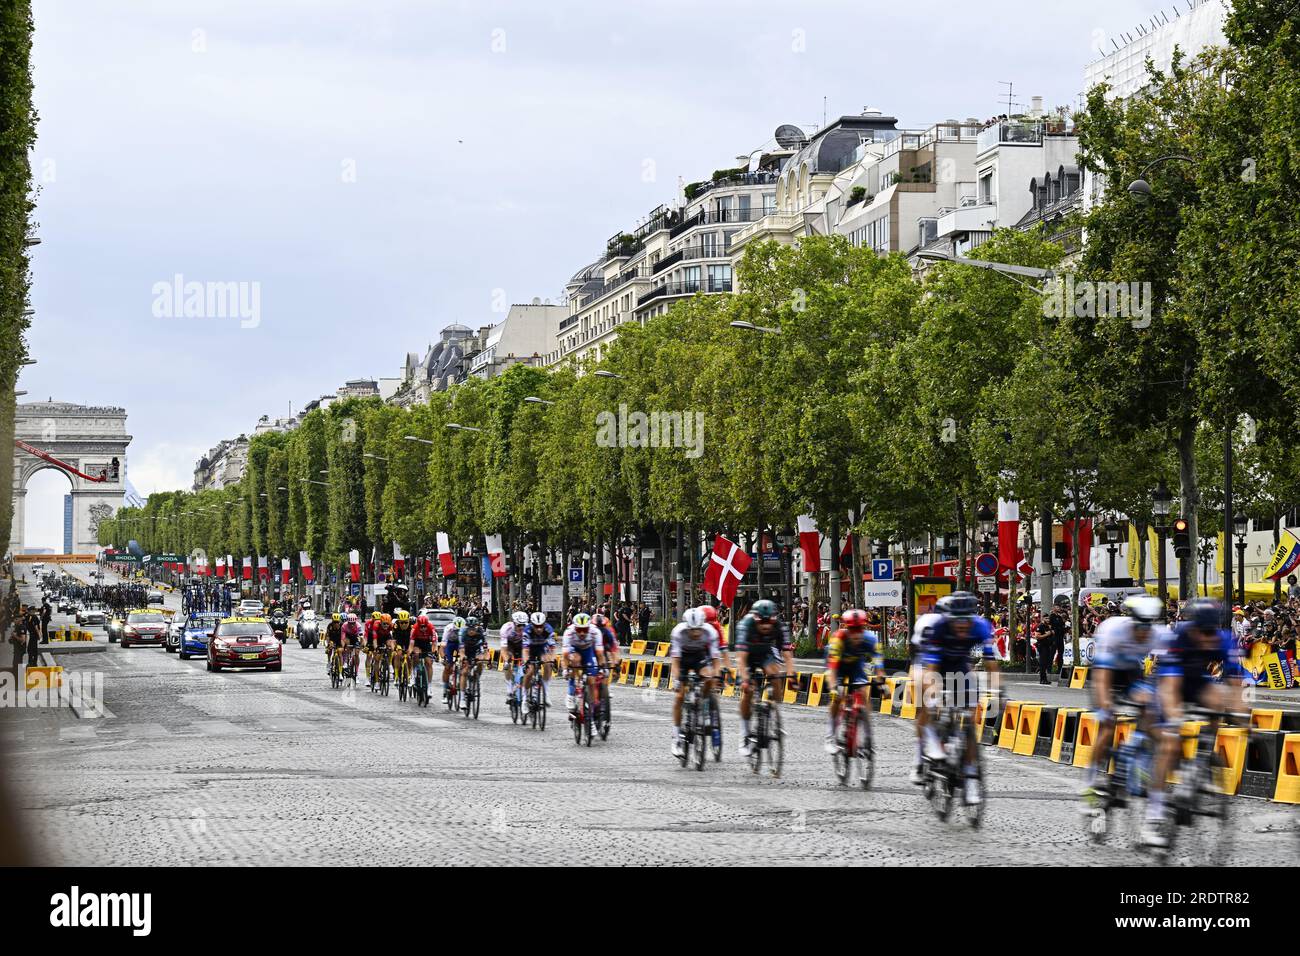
[917,591,1000,804]
[1144,597,1247,848]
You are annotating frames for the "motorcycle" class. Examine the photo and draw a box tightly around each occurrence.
[270,611,289,644]
[297,613,319,649]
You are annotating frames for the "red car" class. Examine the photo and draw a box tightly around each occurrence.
[206,617,282,672]
[120,611,168,648]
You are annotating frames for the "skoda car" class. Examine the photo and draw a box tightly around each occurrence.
[120,610,168,648]
[179,611,222,660]
[207,617,282,672]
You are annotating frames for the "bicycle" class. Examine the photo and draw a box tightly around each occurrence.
[678,671,715,771]
[506,658,525,724]
[328,644,344,689]
[411,650,431,708]
[922,690,984,828]
[1084,700,1152,846]
[460,653,482,720]
[370,646,391,697]
[830,677,877,790]
[524,659,548,731]
[1153,706,1237,865]
[595,664,613,741]
[443,651,461,712]
[569,664,596,747]
[393,648,411,703]
[746,670,784,778]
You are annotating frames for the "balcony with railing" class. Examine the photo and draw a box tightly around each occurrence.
[975,117,1071,155]
[684,169,780,202]
[727,212,804,249]
[668,205,762,239]
[637,275,732,306]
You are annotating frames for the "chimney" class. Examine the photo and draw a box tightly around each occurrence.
[1029,96,1044,118]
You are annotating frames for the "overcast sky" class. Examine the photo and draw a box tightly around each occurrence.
[17,0,1169,550]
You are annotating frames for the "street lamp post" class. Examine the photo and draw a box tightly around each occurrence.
[1153,480,1172,611]
[1103,517,1121,585]
[976,503,996,614]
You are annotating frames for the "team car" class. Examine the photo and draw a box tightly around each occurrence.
[179,611,223,660]
[120,610,168,648]
[206,617,283,672]
[76,602,107,627]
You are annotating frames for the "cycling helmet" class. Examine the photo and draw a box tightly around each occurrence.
[1123,594,1162,625]
[592,613,608,627]
[530,612,546,626]
[945,591,980,618]
[396,609,410,621]
[1183,597,1222,630]
[465,616,480,628]
[700,605,718,623]
[381,613,392,625]
[348,613,358,623]
[842,608,869,628]
[372,611,382,620]
[572,612,592,628]
[934,595,953,614]
[332,613,341,622]
[751,599,778,620]
[512,611,528,626]
[682,607,707,629]
[452,617,466,629]
[417,613,429,624]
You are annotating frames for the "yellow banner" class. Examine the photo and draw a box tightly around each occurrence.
[1215,531,1224,575]
[1262,652,1290,689]
[1147,526,1159,571]
[1127,523,1140,580]
[1261,528,1300,581]
[1243,641,1270,677]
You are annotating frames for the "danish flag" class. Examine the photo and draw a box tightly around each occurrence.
[702,535,751,606]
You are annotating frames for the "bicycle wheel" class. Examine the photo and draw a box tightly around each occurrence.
[1182,751,1234,865]
[709,692,722,762]
[380,659,390,697]
[537,680,547,731]
[766,706,784,778]
[692,700,706,771]
[572,695,584,745]
[470,672,480,720]
[748,702,764,775]
[928,764,954,822]
[599,686,611,740]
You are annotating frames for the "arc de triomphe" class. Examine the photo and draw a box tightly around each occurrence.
[10,401,131,555]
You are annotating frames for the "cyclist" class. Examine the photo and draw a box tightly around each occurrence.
[917,591,999,805]
[411,611,437,693]
[669,606,721,757]
[501,611,529,706]
[561,613,605,720]
[457,616,489,700]
[909,595,949,783]
[324,611,343,658]
[824,608,885,754]
[1143,597,1246,849]
[523,611,556,703]
[1082,594,1165,813]
[440,615,465,701]
[734,599,794,757]
[340,612,362,678]
[391,609,412,679]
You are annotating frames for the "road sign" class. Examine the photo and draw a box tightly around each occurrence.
[542,585,563,612]
[976,575,996,592]
[870,558,894,581]
[974,553,998,576]
[569,567,584,583]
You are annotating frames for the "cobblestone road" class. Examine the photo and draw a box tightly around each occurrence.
[4,568,1296,866]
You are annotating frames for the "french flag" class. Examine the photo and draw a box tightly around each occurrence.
[797,514,821,573]
[349,549,361,583]
[437,532,456,577]
[257,555,268,580]
[299,551,314,582]
[242,557,252,580]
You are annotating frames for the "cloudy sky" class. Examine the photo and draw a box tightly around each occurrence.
[17,0,1170,549]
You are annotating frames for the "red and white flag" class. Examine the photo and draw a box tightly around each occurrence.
[797,514,821,573]
[485,534,507,578]
[436,532,456,577]
[226,555,234,579]
[703,534,751,606]
[349,549,361,582]
[242,556,252,580]
[257,555,268,580]
[1061,518,1093,571]
[215,555,225,578]
[280,559,291,585]
[423,556,432,578]
[392,542,405,577]
[997,499,1020,570]
[1016,554,1034,581]
[299,551,314,582]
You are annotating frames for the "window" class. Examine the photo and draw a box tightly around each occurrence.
[763,192,776,214]
[684,266,701,292]
[738,194,751,221]
[701,232,718,257]
[707,264,732,292]
[978,170,994,205]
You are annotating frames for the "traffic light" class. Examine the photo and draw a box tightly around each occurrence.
[1172,518,1191,559]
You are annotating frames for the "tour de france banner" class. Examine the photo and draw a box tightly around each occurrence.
[1261,528,1300,581]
